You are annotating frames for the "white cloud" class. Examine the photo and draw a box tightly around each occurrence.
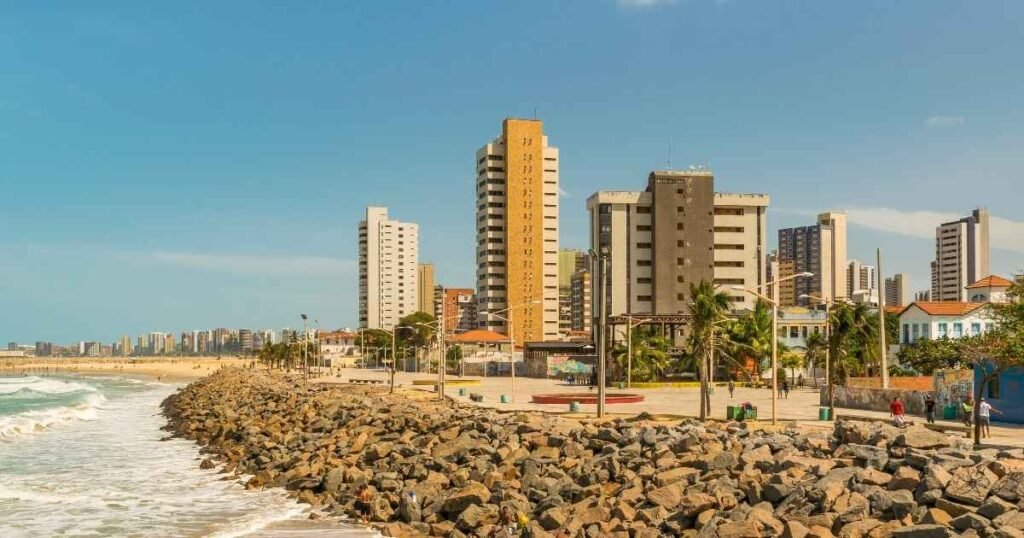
[926,116,965,127]
[149,251,355,276]
[842,208,1024,253]
[617,0,678,8]
[558,187,571,198]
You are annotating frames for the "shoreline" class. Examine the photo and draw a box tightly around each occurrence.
[0,356,251,383]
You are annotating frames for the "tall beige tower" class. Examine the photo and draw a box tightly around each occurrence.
[475,119,559,342]
[931,208,990,301]
[417,263,436,317]
[358,206,419,330]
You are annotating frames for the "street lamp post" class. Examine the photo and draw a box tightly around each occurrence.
[734,271,813,425]
[300,314,309,384]
[479,299,541,405]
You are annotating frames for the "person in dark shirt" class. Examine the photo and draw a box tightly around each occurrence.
[924,394,936,424]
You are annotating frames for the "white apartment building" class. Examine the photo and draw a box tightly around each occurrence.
[885,273,911,308]
[586,178,770,317]
[358,206,419,330]
[847,259,877,296]
[931,208,990,302]
[475,119,560,342]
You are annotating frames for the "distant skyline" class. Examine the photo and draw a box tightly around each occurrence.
[2,1,1022,343]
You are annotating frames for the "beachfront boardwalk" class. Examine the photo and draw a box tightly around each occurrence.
[318,368,1024,448]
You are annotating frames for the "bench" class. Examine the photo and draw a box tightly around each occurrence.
[469,393,484,402]
[349,379,384,385]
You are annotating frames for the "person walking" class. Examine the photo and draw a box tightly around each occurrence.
[727,380,736,399]
[782,380,790,399]
[890,396,907,427]
[962,397,974,428]
[924,394,936,424]
[978,398,1003,438]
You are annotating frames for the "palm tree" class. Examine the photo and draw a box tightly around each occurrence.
[688,280,732,420]
[827,302,877,407]
[612,327,671,382]
[804,330,827,387]
[729,300,774,382]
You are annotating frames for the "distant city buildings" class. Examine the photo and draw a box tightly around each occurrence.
[475,118,560,342]
[358,206,419,330]
[438,287,477,333]
[847,259,877,296]
[586,169,770,320]
[931,208,990,302]
[558,249,590,337]
[885,273,911,308]
[417,263,435,317]
[569,268,592,335]
[777,212,847,306]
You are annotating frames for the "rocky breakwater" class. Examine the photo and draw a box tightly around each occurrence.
[163,368,1024,538]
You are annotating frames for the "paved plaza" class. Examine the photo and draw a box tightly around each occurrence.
[316,368,1024,448]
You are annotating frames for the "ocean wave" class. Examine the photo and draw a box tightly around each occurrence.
[0,393,106,440]
[0,377,98,396]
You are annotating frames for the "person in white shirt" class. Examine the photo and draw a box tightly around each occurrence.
[978,398,1003,438]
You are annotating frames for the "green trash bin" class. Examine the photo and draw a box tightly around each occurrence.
[500,394,509,404]
[819,407,832,421]
[745,407,757,420]
[458,388,466,397]
[569,401,580,412]
[727,405,741,420]
[943,404,957,420]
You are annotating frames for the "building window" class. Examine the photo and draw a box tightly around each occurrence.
[922,324,930,339]
[677,223,684,230]
[714,244,745,250]
[971,322,981,336]
[953,322,963,338]
[714,208,744,216]
[637,295,652,302]
[636,207,651,214]
[912,324,919,342]
[637,260,652,267]
[636,242,652,249]
[638,277,652,284]
[937,322,947,338]
[637,225,652,232]
[902,324,910,344]
[714,226,745,233]
[988,376,1001,399]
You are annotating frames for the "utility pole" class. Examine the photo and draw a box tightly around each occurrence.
[877,248,889,389]
[597,250,609,418]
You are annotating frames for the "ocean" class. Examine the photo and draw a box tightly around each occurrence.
[0,374,374,537]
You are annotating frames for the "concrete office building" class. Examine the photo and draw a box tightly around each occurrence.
[777,212,847,306]
[885,273,911,308]
[475,118,560,342]
[417,263,436,317]
[570,269,592,335]
[558,249,589,337]
[931,208,990,302]
[586,170,770,319]
[358,206,419,330]
[847,260,877,296]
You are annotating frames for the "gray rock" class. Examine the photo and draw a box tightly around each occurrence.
[978,496,1017,520]
[889,524,956,538]
[950,512,991,532]
[946,464,999,506]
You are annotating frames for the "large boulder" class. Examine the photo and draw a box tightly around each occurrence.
[441,482,491,516]
[992,472,1024,502]
[895,426,956,450]
[890,524,956,538]
[946,464,999,506]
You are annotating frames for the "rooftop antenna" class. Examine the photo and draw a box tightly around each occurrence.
[533,107,538,119]
[668,137,673,170]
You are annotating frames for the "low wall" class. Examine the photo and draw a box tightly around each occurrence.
[820,385,934,415]
[848,376,933,391]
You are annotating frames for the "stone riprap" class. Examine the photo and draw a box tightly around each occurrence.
[162,369,1024,538]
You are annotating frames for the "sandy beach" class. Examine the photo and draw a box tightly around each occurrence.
[0,356,252,382]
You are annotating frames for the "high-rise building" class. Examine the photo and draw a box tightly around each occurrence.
[439,288,477,333]
[915,289,932,302]
[777,259,796,307]
[558,249,590,337]
[358,206,420,330]
[118,335,133,356]
[239,329,253,353]
[35,341,53,357]
[164,333,175,355]
[570,269,592,335]
[777,212,847,306]
[847,260,876,296]
[475,118,559,342]
[885,273,911,308]
[586,170,770,317]
[417,263,436,317]
[930,208,990,302]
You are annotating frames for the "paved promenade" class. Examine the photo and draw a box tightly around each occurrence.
[316,368,1024,448]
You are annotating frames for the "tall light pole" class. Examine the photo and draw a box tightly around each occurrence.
[624,314,652,389]
[735,271,812,425]
[300,314,309,383]
[479,299,541,404]
[877,248,888,389]
[588,247,610,418]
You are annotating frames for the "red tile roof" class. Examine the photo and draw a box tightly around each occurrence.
[901,302,988,316]
[884,306,903,315]
[966,275,1013,289]
[447,329,510,343]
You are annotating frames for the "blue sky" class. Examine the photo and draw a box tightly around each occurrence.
[2,1,1022,343]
